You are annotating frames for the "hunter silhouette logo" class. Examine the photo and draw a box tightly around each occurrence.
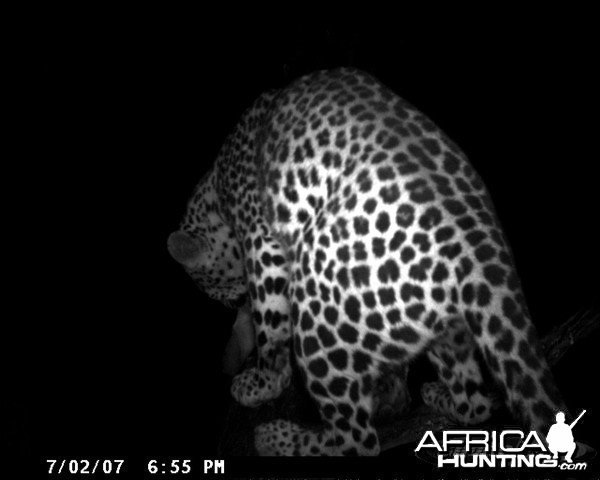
[547,410,585,463]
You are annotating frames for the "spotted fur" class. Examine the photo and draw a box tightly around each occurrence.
[168,68,566,455]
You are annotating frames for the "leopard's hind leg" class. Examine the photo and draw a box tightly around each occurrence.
[423,316,499,424]
[459,279,568,433]
[255,368,381,456]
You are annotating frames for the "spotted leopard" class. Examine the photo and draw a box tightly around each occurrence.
[168,68,566,456]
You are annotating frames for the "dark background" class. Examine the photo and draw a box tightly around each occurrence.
[7,10,599,477]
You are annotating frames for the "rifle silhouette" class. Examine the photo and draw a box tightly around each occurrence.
[569,410,586,429]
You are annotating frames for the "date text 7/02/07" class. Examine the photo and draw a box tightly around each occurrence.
[45,459,225,475]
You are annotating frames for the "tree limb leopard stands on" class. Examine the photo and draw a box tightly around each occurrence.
[540,308,599,367]
[218,308,599,454]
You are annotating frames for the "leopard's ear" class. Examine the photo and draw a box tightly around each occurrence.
[167,231,205,266]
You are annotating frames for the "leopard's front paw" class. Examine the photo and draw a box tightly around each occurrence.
[255,420,302,456]
[231,367,291,407]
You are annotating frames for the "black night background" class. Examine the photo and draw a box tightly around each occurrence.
[7,10,599,478]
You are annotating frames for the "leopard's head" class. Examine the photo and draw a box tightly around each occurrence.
[167,223,247,309]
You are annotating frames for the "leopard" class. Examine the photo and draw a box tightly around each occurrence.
[167,68,567,456]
